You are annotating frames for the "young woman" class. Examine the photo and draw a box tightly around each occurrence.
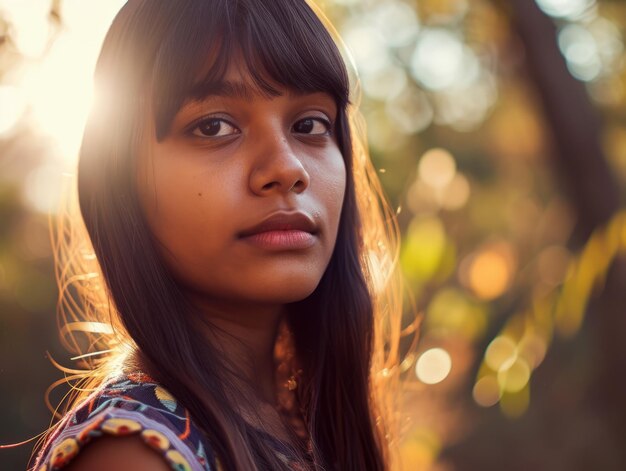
[31,0,404,469]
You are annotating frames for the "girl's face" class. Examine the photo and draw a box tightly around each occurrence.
[136,56,346,310]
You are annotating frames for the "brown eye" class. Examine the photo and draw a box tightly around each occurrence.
[293,118,330,135]
[191,118,239,138]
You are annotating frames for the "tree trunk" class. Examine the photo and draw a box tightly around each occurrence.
[507,0,625,463]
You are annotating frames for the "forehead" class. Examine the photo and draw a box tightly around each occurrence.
[152,36,347,139]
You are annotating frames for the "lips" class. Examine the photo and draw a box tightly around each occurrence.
[238,211,318,238]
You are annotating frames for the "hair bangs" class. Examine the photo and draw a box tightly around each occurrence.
[150,0,350,140]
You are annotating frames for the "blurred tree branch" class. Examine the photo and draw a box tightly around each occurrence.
[506,0,620,245]
[506,0,626,462]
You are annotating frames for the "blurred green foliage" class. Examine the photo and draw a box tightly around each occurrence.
[2,0,626,469]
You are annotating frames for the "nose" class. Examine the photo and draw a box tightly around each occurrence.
[249,134,310,196]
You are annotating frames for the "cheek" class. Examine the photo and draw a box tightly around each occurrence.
[134,137,349,303]
[320,151,347,230]
[135,149,232,276]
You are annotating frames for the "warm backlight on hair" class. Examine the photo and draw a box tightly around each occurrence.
[2,0,127,213]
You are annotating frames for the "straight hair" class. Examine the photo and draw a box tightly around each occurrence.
[34,1,406,469]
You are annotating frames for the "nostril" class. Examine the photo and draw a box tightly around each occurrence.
[262,181,278,191]
[289,180,305,192]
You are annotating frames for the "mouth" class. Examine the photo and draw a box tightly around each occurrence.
[238,211,319,250]
[238,211,318,237]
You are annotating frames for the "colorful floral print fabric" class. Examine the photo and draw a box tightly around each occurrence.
[33,372,221,471]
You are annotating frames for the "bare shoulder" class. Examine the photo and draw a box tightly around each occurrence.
[63,435,172,471]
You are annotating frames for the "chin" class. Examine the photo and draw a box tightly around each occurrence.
[250,275,322,304]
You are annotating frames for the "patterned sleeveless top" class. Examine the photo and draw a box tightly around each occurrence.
[32,372,306,470]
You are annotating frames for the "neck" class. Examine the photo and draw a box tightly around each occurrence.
[187,294,286,404]
[128,293,307,447]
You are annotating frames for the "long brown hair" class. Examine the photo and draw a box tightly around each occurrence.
[36,0,405,469]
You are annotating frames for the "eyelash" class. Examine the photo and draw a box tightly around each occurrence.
[188,117,239,139]
[187,116,333,139]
